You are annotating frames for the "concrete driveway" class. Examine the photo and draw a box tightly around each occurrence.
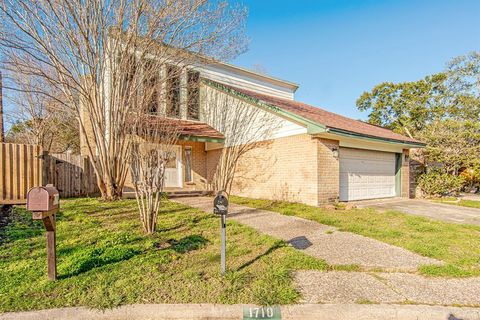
[356,198,480,226]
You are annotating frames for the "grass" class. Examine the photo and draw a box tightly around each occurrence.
[433,198,480,209]
[229,196,480,277]
[0,198,328,312]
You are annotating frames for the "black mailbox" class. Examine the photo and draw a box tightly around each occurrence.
[214,191,229,216]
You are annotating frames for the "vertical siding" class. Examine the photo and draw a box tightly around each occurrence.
[0,143,99,204]
[0,143,43,204]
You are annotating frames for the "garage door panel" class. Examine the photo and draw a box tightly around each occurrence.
[340,160,394,174]
[339,148,396,201]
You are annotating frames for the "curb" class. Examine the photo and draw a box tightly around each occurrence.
[1,303,480,320]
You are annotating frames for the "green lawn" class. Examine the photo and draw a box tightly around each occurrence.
[0,198,328,312]
[433,198,480,209]
[229,196,480,277]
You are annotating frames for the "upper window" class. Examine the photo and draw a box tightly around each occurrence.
[166,65,180,118]
[187,71,200,120]
[144,60,159,114]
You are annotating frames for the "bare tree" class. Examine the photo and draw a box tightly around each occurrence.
[203,83,282,193]
[0,0,247,200]
[0,71,4,142]
[3,65,79,152]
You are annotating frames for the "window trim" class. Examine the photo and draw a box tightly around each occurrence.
[184,146,193,183]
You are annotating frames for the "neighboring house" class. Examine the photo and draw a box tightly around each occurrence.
[80,58,425,206]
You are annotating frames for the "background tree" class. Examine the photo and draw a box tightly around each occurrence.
[357,51,480,195]
[4,68,79,152]
[356,73,450,138]
[357,51,480,138]
[446,51,480,121]
[0,0,247,200]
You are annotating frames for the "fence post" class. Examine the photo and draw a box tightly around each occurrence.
[41,151,49,186]
[82,156,88,196]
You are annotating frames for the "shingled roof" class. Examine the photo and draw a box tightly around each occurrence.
[133,115,225,141]
[210,81,423,146]
[173,119,225,140]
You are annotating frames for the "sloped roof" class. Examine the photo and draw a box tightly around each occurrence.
[133,115,225,141]
[173,119,225,139]
[159,119,225,139]
[210,82,423,145]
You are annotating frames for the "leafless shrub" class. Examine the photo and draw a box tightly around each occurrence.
[128,112,180,234]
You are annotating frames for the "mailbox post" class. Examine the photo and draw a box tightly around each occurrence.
[213,191,229,275]
[27,184,59,281]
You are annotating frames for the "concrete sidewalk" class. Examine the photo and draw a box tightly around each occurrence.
[296,270,480,306]
[356,198,480,226]
[2,304,480,320]
[174,197,442,271]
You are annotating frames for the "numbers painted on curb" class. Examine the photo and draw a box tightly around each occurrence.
[243,306,281,320]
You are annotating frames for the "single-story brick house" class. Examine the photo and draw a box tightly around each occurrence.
[80,59,424,206]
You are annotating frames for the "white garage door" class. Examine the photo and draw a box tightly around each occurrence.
[339,148,396,201]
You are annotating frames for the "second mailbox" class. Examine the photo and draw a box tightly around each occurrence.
[27,184,60,212]
[214,191,229,216]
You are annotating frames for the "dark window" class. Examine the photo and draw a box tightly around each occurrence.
[184,147,192,182]
[187,71,200,120]
[120,54,137,106]
[166,65,180,118]
[144,60,159,114]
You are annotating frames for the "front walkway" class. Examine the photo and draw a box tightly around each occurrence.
[355,198,480,225]
[174,197,480,307]
[174,197,441,271]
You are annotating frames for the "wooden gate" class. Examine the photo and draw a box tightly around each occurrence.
[46,153,99,198]
[0,143,99,204]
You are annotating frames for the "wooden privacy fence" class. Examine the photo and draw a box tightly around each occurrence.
[0,143,43,204]
[0,143,99,204]
[46,152,99,198]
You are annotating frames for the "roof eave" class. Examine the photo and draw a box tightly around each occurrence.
[179,135,225,144]
[326,128,426,148]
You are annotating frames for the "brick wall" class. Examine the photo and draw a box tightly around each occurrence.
[206,148,222,187]
[317,138,340,203]
[216,134,320,206]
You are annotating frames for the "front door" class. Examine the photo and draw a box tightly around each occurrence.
[164,146,183,188]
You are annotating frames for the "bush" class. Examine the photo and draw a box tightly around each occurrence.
[417,171,466,197]
[460,167,480,191]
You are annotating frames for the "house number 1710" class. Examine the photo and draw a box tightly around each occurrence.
[243,306,281,320]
